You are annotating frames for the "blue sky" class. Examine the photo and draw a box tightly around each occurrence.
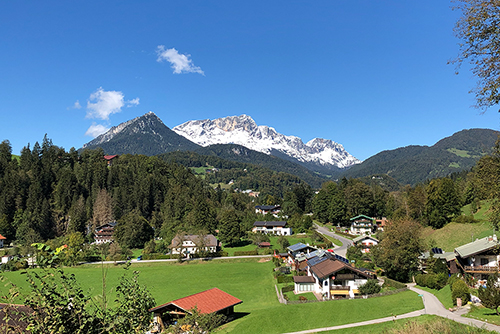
[1,1,498,161]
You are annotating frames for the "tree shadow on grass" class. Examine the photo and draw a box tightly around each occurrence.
[229,312,250,321]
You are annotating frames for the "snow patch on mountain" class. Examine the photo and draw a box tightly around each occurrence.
[173,115,361,168]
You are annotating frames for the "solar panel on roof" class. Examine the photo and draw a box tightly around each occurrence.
[431,247,443,254]
[335,254,349,264]
[308,256,329,267]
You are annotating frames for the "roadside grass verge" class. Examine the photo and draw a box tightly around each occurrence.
[321,234,343,247]
[465,304,500,326]
[320,314,496,334]
[415,285,453,309]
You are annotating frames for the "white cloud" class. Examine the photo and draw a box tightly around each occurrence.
[127,97,140,107]
[85,87,139,120]
[156,46,205,75]
[85,123,109,138]
[73,100,82,109]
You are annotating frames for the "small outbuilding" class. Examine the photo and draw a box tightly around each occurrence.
[149,288,242,332]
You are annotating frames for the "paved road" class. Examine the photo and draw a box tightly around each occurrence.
[283,286,500,334]
[314,223,353,257]
[410,285,500,332]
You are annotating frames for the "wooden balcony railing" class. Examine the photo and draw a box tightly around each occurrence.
[331,286,351,290]
[464,265,499,273]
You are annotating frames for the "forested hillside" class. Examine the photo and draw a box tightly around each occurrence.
[340,128,499,185]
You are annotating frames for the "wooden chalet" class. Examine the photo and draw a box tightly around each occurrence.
[149,288,242,333]
[94,222,117,244]
[103,155,118,166]
[455,235,500,281]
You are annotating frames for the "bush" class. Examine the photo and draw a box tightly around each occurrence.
[359,279,381,295]
[454,215,478,224]
[281,285,294,293]
[382,277,406,289]
[277,276,294,284]
[415,273,448,290]
[451,279,470,305]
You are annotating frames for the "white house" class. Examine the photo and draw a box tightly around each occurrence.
[170,234,220,256]
[293,256,373,299]
[255,205,281,217]
[94,222,117,244]
[252,221,292,236]
[353,235,379,253]
[455,235,500,284]
[349,215,375,235]
[1,255,13,264]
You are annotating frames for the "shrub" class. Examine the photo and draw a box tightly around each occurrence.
[299,296,307,301]
[281,285,294,293]
[415,273,448,290]
[277,276,294,284]
[382,277,406,289]
[451,279,470,305]
[454,215,478,224]
[359,279,381,295]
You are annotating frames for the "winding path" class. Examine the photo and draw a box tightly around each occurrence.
[282,285,500,334]
[313,223,353,257]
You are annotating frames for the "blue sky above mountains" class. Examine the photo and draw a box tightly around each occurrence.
[1,1,499,160]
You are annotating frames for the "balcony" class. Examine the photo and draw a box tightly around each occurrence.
[464,265,499,273]
[331,285,351,290]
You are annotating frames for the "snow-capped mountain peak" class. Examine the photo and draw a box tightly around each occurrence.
[173,115,361,169]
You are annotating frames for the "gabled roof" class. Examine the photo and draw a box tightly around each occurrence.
[455,236,500,258]
[253,221,287,227]
[309,258,373,280]
[95,222,117,230]
[103,155,118,160]
[149,288,242,314]
[293,276,315,283]
[353,235,379,244]
[287,242,314,252]
[170,234,219,248]
[419,251,456,262]
[350,215,374,221]
[0,234,6,240]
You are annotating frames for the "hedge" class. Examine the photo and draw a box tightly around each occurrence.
[415,273,447,290]
[277,276,294,284]
[234,250,258,256]
[382,277,406,289]
[282,285,294,293]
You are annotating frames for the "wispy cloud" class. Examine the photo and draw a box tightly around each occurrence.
[85,123,109,138]
[72,100,82,109]
[156,46,204,75]
[86,87,139,120]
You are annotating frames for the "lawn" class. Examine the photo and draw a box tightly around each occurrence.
[415,285,453,309]
[422,221,494,252]
[1,258,424,334]
[321,234,343,247]
[225,290,423,334]
[465,304,500,326]
[321,314,496,334]
[222,234,315,256]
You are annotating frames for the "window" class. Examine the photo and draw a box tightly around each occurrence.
[481,258,489,266]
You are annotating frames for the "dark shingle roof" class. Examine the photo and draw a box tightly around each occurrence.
[293,276,315,283]
[253,221,287,227]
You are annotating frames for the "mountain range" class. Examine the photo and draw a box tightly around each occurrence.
[81,112,500,187]
[172,115,360,171]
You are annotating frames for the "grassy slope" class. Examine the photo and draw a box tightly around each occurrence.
[322,314,496,334]
[1,259,423,334]
[415,285,453,309]
[422,200,493,252]
[466,305,500,326]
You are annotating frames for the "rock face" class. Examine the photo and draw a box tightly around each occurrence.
[173,114,360,169]
[82,112,201,155]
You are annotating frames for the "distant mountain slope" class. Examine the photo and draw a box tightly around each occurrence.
[173,114,360,170]
[81,112,201,155]
[193,143,328,188]
[340,128,500,185]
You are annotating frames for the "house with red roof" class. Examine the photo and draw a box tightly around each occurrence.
[103,154,118,166]
[149,288,242,332]
[0,234,6,248]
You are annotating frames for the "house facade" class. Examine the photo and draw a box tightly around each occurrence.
[455,235,500,282]
[170,234,220,256]
[255,205,281,216]
[294,256,373,299]
[252,221,292,235]
[349,215,375,235]
[353,235,379,253]
[94,222,117,244]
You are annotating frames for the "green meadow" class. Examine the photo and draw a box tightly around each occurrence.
[0,258,423,333]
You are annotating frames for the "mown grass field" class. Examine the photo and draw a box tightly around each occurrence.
[222,234,316,256]
[0,258,423,333]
